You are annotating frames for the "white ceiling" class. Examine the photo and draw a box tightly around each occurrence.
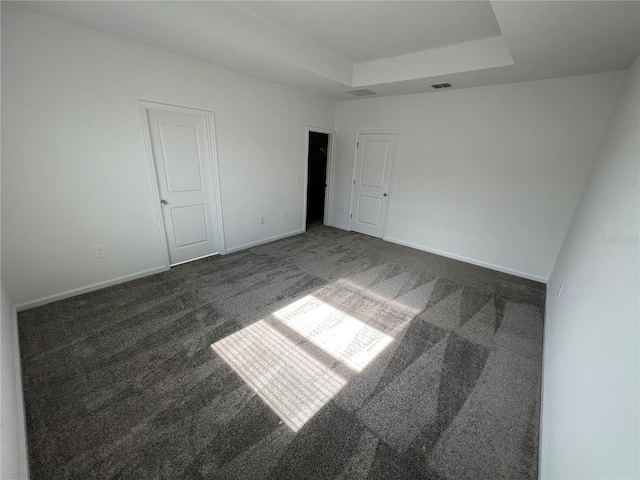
[10,1,640,100]
[237,1,503,63]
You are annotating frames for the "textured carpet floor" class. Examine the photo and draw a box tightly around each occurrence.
[19,224,545,479]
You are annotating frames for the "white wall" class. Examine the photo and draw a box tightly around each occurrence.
[540,58,639,479]
[0,6,28,476]
[1,5,335,307]
[0,282,29,479]
[332,72,625,281]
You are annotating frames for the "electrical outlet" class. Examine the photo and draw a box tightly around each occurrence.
[439,226,446,235]
[260,216,265,225]
[93,245,105,259]
[282,212,288,220]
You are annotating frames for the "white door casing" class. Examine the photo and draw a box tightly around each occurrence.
[349,132,398,238]
[141,102,224,266]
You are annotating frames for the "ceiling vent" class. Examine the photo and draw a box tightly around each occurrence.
[347,89,376,97]
[431,83,452,89]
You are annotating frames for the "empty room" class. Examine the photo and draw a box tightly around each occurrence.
[1,2,638,479]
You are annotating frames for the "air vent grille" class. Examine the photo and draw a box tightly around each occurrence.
[431,83,452,89]
[347,89,376,97]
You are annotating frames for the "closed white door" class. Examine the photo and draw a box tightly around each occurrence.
[145,106,221,265]
[350,133,397,238]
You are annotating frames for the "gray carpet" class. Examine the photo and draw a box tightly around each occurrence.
[19,224,545,479]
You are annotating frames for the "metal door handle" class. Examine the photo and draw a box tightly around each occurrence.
[383,193,388,197]
[161,199,169,205]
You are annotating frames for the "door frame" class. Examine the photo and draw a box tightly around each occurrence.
[348,129,400,238]
[138,100,226,269]
[303,126,336,230]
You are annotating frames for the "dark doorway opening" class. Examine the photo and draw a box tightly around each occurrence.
[306,132,329,227]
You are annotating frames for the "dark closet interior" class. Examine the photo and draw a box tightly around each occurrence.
[306,132,329,226]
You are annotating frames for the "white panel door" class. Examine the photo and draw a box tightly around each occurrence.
[146,107,221,265]
[350,133,397,238]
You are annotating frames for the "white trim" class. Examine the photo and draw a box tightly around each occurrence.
[383,131,401,238]
[138,101,171,269]
[225,229,305,254]
[303,126,335,231]
[323,129,336,227]
[303,129,310,229]
[538,290,551,479]
[204,112,227,255]
[15,266,168,312]
[347,131,358,232]
[384,236,548,283]
[11,305,30,479]
[138,100,226,269]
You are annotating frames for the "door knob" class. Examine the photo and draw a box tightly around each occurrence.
[161,199,169,205]
[383,193,388,197]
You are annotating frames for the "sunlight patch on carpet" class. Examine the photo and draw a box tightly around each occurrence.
[211,319,347,432]
[339,279,424,317]
[211,295,396,431]
[273,295,394,372]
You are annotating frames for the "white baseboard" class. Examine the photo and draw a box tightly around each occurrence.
[225,229,305,254]
[15,266,169,312]
[11,305,30,479]
[384,236,548,283]
[538,295,551,479]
